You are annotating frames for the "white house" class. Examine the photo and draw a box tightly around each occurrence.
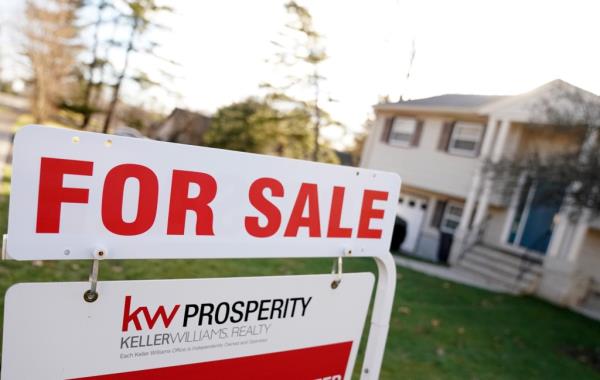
[360,79,600,315]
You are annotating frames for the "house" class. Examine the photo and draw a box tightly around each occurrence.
[150,108,211,145]
[360,79,600,314]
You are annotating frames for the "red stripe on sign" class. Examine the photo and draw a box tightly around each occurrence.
[69,341,352,380]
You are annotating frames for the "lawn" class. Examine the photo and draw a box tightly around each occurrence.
[0,192,599,379]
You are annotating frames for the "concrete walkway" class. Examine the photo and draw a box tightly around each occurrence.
[0,109,16,178]
[394,255,517,294]
[0,94,27,181]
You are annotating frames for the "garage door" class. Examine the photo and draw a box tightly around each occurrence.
[397,195,427,253]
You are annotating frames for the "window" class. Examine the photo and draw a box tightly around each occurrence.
[440,202,463,234]
[448,122,484,156]
[388,118,417,147]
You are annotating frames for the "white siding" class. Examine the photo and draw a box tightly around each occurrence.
[362,116,480,199]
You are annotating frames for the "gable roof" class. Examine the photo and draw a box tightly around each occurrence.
[479,79,600,123]
[393,94,506,109]
[375,79,600,123]
[151,108,211,145]
[375,94,508,115]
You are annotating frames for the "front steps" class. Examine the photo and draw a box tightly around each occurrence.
[457,244,543,294]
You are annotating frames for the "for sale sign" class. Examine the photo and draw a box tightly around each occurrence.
[7,126,400,260]
[1,273,374,379]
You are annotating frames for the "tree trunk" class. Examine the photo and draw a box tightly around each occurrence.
[80,1,107,129]
[312,68,320,162]
[33,63,48,123]
[102,18,137,134]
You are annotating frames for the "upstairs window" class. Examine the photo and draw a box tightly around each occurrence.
[382,117,423,147]
[447,122,484,156]
[438,121,485,157]
[389,118,416,146]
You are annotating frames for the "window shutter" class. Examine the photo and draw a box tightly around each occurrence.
[381,117,394,142]
[410,120,424,146]
[474,122,487,157]
[437,121,455,151]
[431,200,447,229]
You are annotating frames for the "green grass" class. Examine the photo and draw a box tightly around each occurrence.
[0,193,599,379]
[12,113,75,134]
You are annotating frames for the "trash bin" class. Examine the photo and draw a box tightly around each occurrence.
[438,232,453,264]
[390,216,407,253]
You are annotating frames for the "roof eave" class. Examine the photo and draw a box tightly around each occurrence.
[373,103,488,117]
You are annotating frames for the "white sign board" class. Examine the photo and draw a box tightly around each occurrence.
[7,126,400,261]
[2,273,374,379]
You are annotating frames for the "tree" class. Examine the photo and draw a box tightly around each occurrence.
[22,0,82,123]
[78,0,112,129]
[102,0,172,133]
[0,24,5,90]
[486,87,600,217]
[350,117,374,166]
[204,97,313,159]
[263,1,333,162]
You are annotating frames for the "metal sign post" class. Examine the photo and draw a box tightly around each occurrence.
[2,125,400,379]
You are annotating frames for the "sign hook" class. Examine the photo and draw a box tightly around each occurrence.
[331,256,343,289]
[83,249,106,302]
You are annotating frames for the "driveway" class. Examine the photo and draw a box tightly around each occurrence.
[0,94,27,181]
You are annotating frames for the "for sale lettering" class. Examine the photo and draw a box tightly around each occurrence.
[35,157,389,238]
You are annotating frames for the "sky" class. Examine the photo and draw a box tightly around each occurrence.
[3,0,600,146]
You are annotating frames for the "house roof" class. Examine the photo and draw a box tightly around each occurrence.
[375,79,600,123]
[391,94,507,109]
[166,108,211,126]
[151,107,211,144]
[375,94,508,115]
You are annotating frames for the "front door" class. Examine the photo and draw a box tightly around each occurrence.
[507,181,562,254]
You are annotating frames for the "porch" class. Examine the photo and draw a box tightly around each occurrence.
[449,112,599,313]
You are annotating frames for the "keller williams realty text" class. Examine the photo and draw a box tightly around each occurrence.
[119,295,312,350]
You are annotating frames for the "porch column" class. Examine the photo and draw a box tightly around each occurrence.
[455,117,498,237]
[472,119,511,228]
[546,210,570,258]
[538,129,597,306]
[539,209,591,305]
[564,128,597,262]
[499,172,527,242]
[547,128,598,259]
[566,209,591,262]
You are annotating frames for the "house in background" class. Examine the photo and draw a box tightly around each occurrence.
[360,79,600,315]
[150,108,211,145]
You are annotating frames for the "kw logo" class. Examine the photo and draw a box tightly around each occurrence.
[122,295,181,332]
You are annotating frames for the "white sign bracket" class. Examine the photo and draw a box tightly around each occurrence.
[360,252,396,379]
